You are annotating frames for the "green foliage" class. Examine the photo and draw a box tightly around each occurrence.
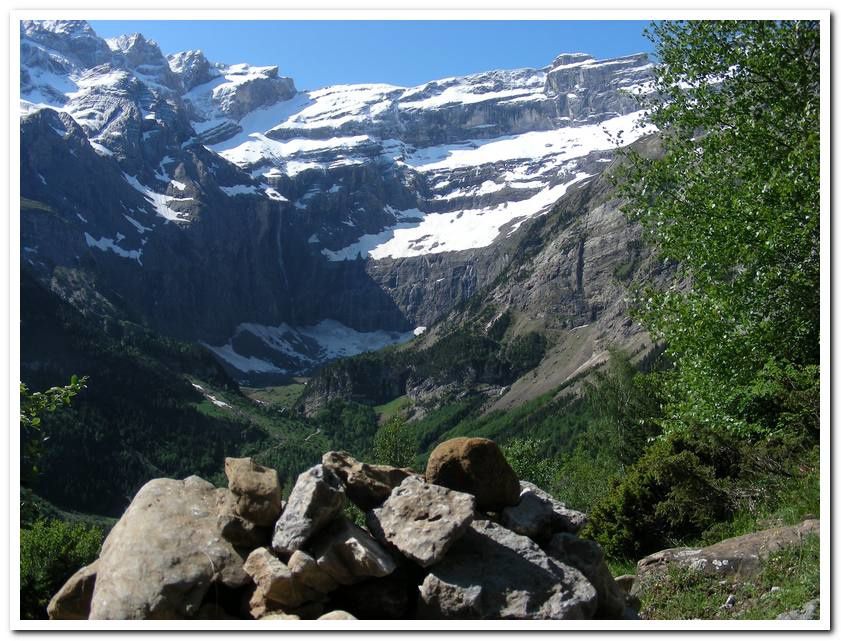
[585,429,739,559]
[619,20,820,436]
[530,352,666,512]
[486,310,512,341]
[502,438,556,491]
[21,272,275,516]
[20,377,87,487]
[373,395,410,424]
[503,332,548,376]
[584,351,664,467]
[20,519,103,620]
[372,416,416,469]
[412,329,507,383]
[586,423,819,561]
[552,442,623,514]
[314,400,379,459]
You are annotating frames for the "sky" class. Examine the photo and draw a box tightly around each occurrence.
[88,20,653,90]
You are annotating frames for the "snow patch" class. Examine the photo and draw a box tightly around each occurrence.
[123,173,191,222]
[220,184,259,197]
[324,173,592,260]
[84,232,142,264]
[205,319,415,376]
[264,187,287,201]
[89,141,113,156]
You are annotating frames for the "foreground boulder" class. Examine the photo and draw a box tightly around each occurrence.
[546,533,627,618]
[243,547,321,614]
[287,550,339,594]
[501,481,588,540]
[89,476,249,619]
[418,519,598,619]
[307,519,397,586]
[367,476,477,567]
[635,519,820,588]
[47,561,98,620]
[224,457,283,526]
[272,465,346,558]
[425,437,520,511]
[322,451,413,510]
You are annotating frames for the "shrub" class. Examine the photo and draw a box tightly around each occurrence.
[585,430,736,559]
[20,519,103,619]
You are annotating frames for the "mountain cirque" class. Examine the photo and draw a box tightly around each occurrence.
[20,20,656,384]
[48,442,638,621]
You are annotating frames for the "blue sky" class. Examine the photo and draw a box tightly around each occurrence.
[88,20,653,90]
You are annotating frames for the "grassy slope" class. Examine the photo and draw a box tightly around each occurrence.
[639,535,819,620]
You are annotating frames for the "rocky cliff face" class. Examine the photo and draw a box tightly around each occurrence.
[20,19,656,383]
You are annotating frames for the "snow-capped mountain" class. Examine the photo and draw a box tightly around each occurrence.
[20,20,655,383]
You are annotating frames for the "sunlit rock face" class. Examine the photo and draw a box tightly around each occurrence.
[20,20,655,381]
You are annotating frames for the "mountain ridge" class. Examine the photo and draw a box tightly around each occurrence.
[21,19,655,384]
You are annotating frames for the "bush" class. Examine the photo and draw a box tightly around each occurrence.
[20,519,103,619]
[585,429,736,559]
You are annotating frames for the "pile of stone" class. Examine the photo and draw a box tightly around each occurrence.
[48,437,636,621]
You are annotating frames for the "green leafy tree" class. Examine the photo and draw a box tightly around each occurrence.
[502,437,556,492]
[619,21,820,436]
[584,351,664,467]
[372,416,415,468]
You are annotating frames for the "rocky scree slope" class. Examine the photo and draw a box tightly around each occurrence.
[47,437,636,620]
[21,20,656,384]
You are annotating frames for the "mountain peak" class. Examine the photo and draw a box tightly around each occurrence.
[106,32,164,59]
[21,19,96,38]
[549,52,594,68]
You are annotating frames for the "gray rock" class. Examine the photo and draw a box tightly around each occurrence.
[218,511,271,549]
[224,457,283,526]
[89,476,249,619]
[322,450,413,510]
[308,518,397,586]
[501,481,588,540]
[216,487,271,548]
[272,465,346,557]
[546,532,627,618]
[259,612,301,621]
[367,476,476,567]
[418,519,598,619]
[287,549,339,594]
[614,574,636,594]
[243,547,321,611]
[636,519,820,583]
[47,561,98,620]
[318,610,357,620]
[777,598,820,620]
